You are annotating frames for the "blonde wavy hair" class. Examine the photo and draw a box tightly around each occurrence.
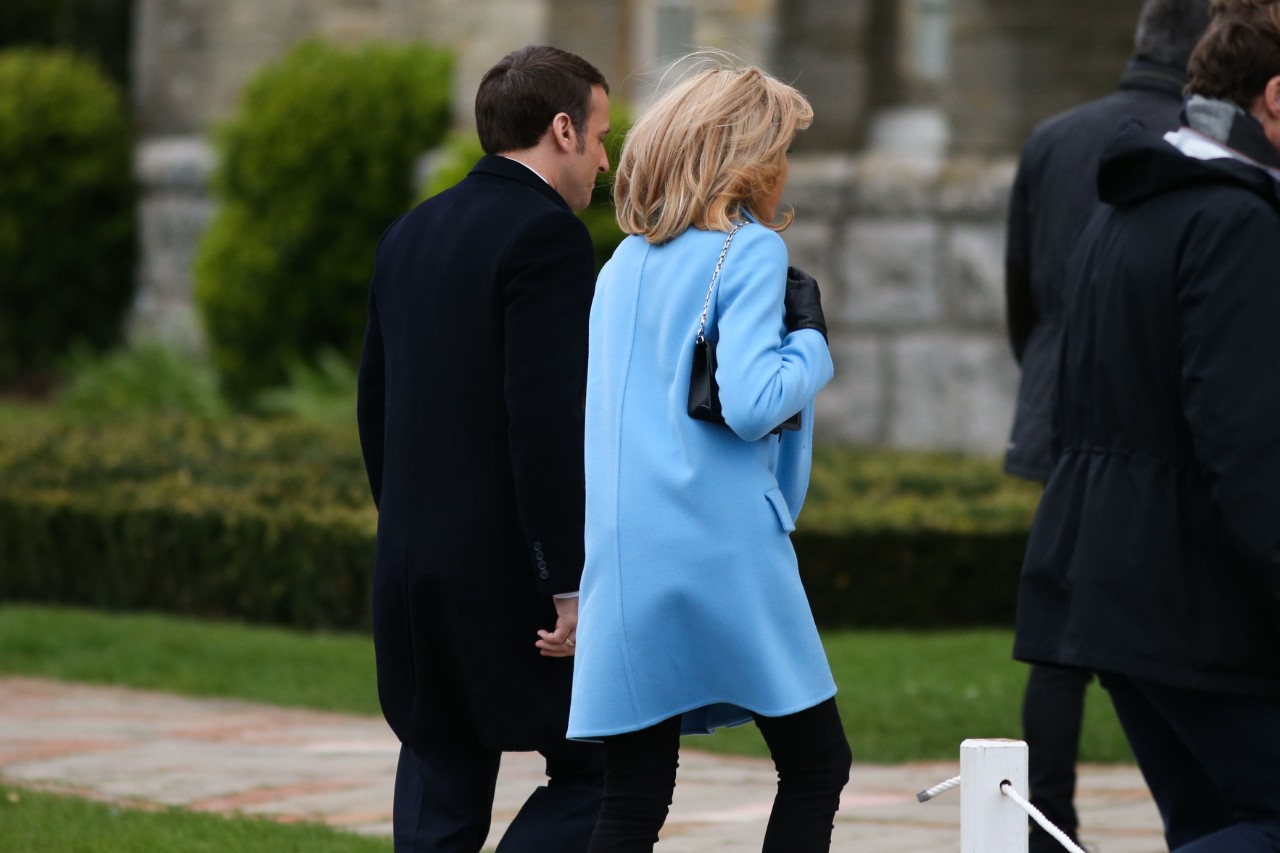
[614,61,814,244]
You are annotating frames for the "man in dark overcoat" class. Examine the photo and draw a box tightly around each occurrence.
[1002,2,1211,849]
[1014,2,1280,849]
[357,45,611,852]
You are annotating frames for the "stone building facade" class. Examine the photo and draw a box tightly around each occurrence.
[130,0,1149,453]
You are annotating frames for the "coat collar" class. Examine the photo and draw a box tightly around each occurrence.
[1119,56,1187,100]
[1179,95,1280,171]
[469,154,571,211]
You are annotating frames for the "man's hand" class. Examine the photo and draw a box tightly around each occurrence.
[535,596,578,657]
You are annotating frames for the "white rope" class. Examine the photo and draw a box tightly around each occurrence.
[917,774,1086,853]
[1000,781,1088,853]
[916,774,961,803]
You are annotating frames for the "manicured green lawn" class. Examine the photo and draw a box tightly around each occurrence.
[0,605,1131,764]
[701,629,1131,764]
[0,605,380,716]
[0,785,388,853]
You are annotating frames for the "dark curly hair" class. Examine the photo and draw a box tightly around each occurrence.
[1187,0,1280,105]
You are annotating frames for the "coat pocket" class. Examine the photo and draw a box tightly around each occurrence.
[764,488,796,533]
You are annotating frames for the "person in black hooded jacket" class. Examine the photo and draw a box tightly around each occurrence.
[1002,4,1211,848]
[1014,1,1280,850]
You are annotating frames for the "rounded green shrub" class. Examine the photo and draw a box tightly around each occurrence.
[195,39,452,402]
[0,48,136,392]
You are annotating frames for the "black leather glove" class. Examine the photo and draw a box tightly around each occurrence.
[784,266,828,341]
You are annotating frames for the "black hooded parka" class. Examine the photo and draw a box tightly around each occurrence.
[1014,118,1280,696]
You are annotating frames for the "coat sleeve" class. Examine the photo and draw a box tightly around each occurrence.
[1005,149,1038,363]
[356,216,404,510]
[1178,201,1280,599]
[712,226,834,442]
[502,209,595,596]
[356,288,385,509]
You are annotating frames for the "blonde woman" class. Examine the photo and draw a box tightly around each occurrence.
[567,62,851,852]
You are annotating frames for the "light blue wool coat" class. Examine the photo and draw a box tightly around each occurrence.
[568,220,837,740]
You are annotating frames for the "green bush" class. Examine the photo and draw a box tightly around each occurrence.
[0,408,1040,629]
[0,48,135,393]
[0,415,374,629]
[251,348,357,425]
[57,344,230,420]
[422,102,632,271]
[195,39,452,402]
[0,0,132,85]
[794,446,1042,627]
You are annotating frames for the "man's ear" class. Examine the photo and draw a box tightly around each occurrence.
[550,111,576,153]
[1267,76,1280,118]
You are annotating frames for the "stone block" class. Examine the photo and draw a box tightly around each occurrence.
[886,332,1018,454]
[127,294,206,350]
[783,54,871,150]
[131,136,216,348]
[782,154,858,219]
[936,156,1016,219]
[781,219,840,325]
[865,106,950,175]
[840,220,941,328]
[135,136,215,192]
[815,334,884,445]
[850,155,939,217]
[942,223,1005,328]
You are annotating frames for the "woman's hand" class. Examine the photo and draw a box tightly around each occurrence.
[784,266,828,341]
[536,596,579,657]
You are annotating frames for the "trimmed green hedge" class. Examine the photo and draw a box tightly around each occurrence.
[0,412,375,629]
[0,494,373,629]
[0,410,1041,628]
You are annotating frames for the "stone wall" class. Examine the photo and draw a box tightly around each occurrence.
[132,0,553,135]
[945,0,1142,155]
[135,135,1019,453]
[782,154,1017,452]
[127,0,1158,453]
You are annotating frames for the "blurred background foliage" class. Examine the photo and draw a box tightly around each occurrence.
[194,39,453,403]
[0,0,132,85]
[0,48,135,395]
[57,344,230,420]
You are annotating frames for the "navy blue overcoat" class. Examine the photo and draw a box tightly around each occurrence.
[358,156,594,750]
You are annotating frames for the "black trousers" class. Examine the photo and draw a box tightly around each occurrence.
[1100,673,1280,852]
[393,727,604,852]
[1022,663,1092,851]
[586,698,851,852]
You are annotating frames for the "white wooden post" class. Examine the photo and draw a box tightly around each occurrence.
[960,738,1028,853]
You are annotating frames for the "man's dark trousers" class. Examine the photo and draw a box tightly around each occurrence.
[393,725,604,852]
[1099,673,1280,852]
[1023,664,1092,851]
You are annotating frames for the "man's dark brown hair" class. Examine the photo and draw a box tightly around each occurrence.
[1187,0,1280,106]
[475,45,608,155]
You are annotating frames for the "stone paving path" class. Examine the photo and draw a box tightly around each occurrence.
[0,678,1166,851]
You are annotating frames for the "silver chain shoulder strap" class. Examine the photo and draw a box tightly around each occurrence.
[694,222,745,344]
